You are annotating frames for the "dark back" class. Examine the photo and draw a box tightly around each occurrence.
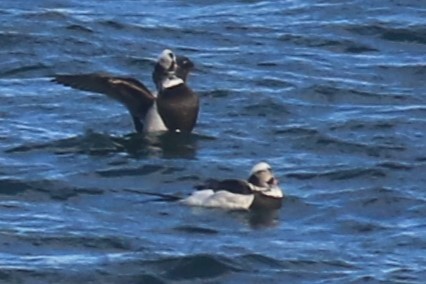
[195,179,253,195]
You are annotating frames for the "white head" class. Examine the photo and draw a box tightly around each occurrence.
[250,162,272,175]
[248,162,278,187]
[157,49,176,71]
[156,49,184,90]
[248,162,283,198]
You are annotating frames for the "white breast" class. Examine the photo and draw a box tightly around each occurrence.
[250,185,283,198]
[162,77,183,89]
[181,189,255,210]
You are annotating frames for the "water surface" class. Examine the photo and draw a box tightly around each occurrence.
[1,0,425,283]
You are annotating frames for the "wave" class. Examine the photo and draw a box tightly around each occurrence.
[279,33,379,54]
[0,177,104,201]
[346,23,426,45]
[294,84,418,106]
[5,130,208,159]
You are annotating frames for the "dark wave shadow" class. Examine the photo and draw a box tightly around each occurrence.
[158,254,243,280]
[5,130,125,155]
[0,177,104,201]
[5,130,216,159]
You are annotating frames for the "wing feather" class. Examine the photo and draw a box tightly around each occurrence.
[52,73,155,118]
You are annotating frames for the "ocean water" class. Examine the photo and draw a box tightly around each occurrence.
[1,0,425,283]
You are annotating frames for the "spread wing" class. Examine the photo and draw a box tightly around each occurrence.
[194,179,253,195]
[52,73,156,119]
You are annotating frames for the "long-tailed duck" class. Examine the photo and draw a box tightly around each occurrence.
[182,162,284,210]
[52,49,199,133]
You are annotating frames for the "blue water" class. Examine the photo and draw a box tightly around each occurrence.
[1,0,425,283]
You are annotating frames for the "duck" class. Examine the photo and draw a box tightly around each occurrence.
[181,162,284,210]
[52,49,199,133]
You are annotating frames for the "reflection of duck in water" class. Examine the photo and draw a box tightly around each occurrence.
[117,131,201,159]
[52,49,198,134]
[182,162,283,210]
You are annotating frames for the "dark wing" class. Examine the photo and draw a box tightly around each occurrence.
[194,179,253,195]
[52,73,156,119]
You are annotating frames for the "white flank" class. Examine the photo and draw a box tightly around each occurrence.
[143,102,167,132]
[181,189,255,210]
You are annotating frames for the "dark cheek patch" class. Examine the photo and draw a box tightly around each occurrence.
[168,61,176,71]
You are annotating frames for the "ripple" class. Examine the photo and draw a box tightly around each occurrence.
[337,218,390,234]
[286,166,386,181]
[96,164,164,177]
[5,132,126,155]
[0,63,50,78]
[22,10,69,21]
[297,84,414,106]
[378,161,413,170]
[31,235,133,251]
[97,19,128,30]
[66,24,93,33]
[162,254,243,280]
[239,253,284,269]
[243,98,291,118]
[346,23,426,44]
[173,225,219,235]
[0,178,104,201]
[278,33,378,53]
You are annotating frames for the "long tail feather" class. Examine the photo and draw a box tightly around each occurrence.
[138,190,183,202]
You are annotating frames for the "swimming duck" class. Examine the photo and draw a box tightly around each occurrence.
[182,162,283,210]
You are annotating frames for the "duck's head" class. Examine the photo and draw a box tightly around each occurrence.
[248,162,278,187]
[152,49,194,91]
[158,49,176,71]
[175,55,194,82]
[152,49,176,90]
